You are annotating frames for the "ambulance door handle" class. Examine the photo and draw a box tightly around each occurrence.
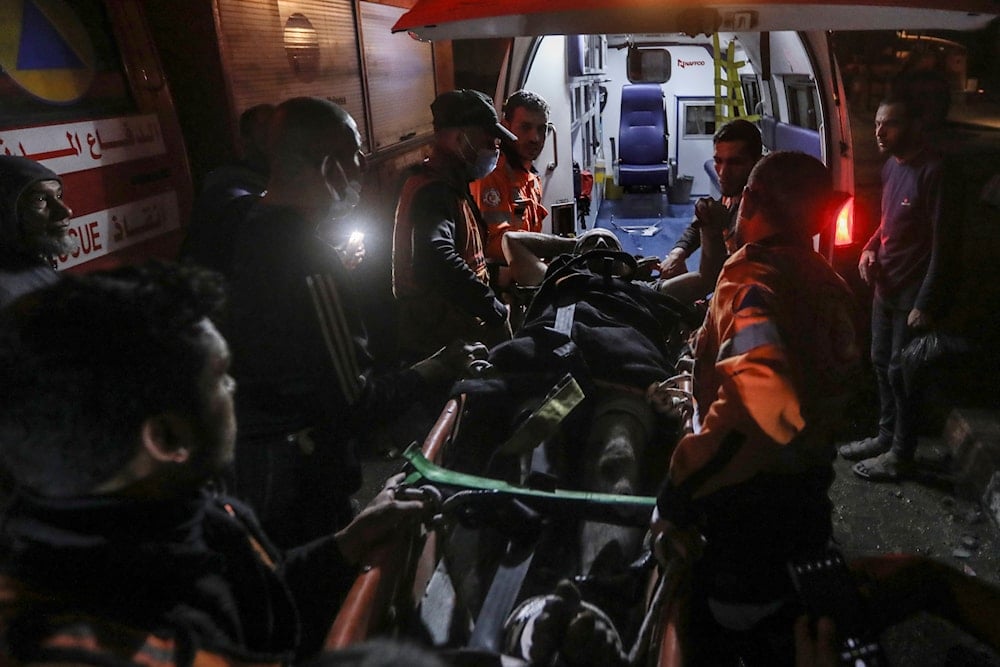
[546,123,557,173]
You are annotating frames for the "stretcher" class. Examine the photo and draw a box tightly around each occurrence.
[327,249,700,664]
[324,388,694,666]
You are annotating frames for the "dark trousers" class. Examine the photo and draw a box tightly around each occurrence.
[684,469,835,667]
[233,429,359,549]
[871,296,920,460]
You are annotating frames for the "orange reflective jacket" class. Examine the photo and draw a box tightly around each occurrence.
[669,241,863,501]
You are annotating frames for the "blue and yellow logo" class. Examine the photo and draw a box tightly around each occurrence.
[0,0,95,103]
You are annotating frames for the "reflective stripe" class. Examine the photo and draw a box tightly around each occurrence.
[306,273,363,404]
[717,320,783,361]
[554,303,576,336]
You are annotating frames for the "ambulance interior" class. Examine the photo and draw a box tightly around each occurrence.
[516,30,822,265]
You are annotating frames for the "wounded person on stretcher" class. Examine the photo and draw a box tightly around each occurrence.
[445,208,726,570]
[501,194,728,305]
[447,233,716,577]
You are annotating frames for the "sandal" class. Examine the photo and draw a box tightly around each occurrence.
[852,451,911,482]
[838,436,890,461]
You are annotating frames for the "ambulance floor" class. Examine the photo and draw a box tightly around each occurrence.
[594,192,700,266]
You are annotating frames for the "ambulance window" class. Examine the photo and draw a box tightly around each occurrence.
[785,76,819,130]
[742,75,763,116]
[584,35,607,73]
[0,0,135,126]
[568,35,607,76]
[627,48,672,84]
[683,103,716,137]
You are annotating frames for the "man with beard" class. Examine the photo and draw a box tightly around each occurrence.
[470,90,550,264]
[0,156,77,307]
[393,89,517,362]
[0,262,426,665]
[658,119,762,280]
[840,95,955,481]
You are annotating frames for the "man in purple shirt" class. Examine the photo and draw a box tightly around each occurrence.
[840,95,954,481]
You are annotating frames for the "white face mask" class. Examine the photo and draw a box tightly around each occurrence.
[462,132,499,180]
[472,147,500,180]
[324,156,362,221]
[328,178,362,221]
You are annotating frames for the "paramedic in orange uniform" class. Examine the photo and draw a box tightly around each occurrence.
[470,90,550,266]
[651,152,864,666]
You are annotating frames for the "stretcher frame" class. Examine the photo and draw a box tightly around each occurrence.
[324,394,693,666]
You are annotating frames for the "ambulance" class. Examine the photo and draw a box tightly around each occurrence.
[3,0,995,281]
[393,0,998,268]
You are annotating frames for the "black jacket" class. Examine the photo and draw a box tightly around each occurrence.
[0,489,356,663]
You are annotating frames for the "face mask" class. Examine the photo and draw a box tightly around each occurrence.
[328,179,361,220]
[472,148,499,180]
[325,157,362,221]
[461,132,499,180]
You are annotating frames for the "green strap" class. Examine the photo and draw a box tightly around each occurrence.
[401,444,656,509]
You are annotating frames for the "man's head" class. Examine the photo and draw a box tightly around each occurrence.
[0,156,76,262]
[712,119,763,198]
[502,90,550,165]
[574,227,623,255]
[431,89,517,181]
[0,262,233,498]
[875,96,923,160]
[735,151,833,246]
[266,97,365,224]
[238,103,276,168]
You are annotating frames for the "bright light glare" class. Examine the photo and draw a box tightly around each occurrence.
[834,196,853,247]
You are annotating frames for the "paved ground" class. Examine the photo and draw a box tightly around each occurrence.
[831,439,1000,583]
[831,437,1000,665]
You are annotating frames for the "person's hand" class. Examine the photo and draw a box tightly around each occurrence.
[335,473,426,564]
[694,196,729,231]
[907,308,932,329]
[650,506,703,565]
[794,615,838,667]
[858,250,878,286]
[635,256,661,281]
[646,380,693,420]
[335,232,366,270]
[411,339,490,384]
[659,248,688,278]
[526,580,628,667]
[435,338,490,375]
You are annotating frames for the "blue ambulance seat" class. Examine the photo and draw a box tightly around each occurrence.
[618,84,670,188]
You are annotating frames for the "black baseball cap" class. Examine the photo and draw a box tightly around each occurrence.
[431,89,518,142]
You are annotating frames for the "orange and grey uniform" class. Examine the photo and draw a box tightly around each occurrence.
[393,156,508,361]
[657,238,862,602]
[470,152,548,263]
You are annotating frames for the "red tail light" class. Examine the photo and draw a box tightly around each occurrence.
[833,195,854,247]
